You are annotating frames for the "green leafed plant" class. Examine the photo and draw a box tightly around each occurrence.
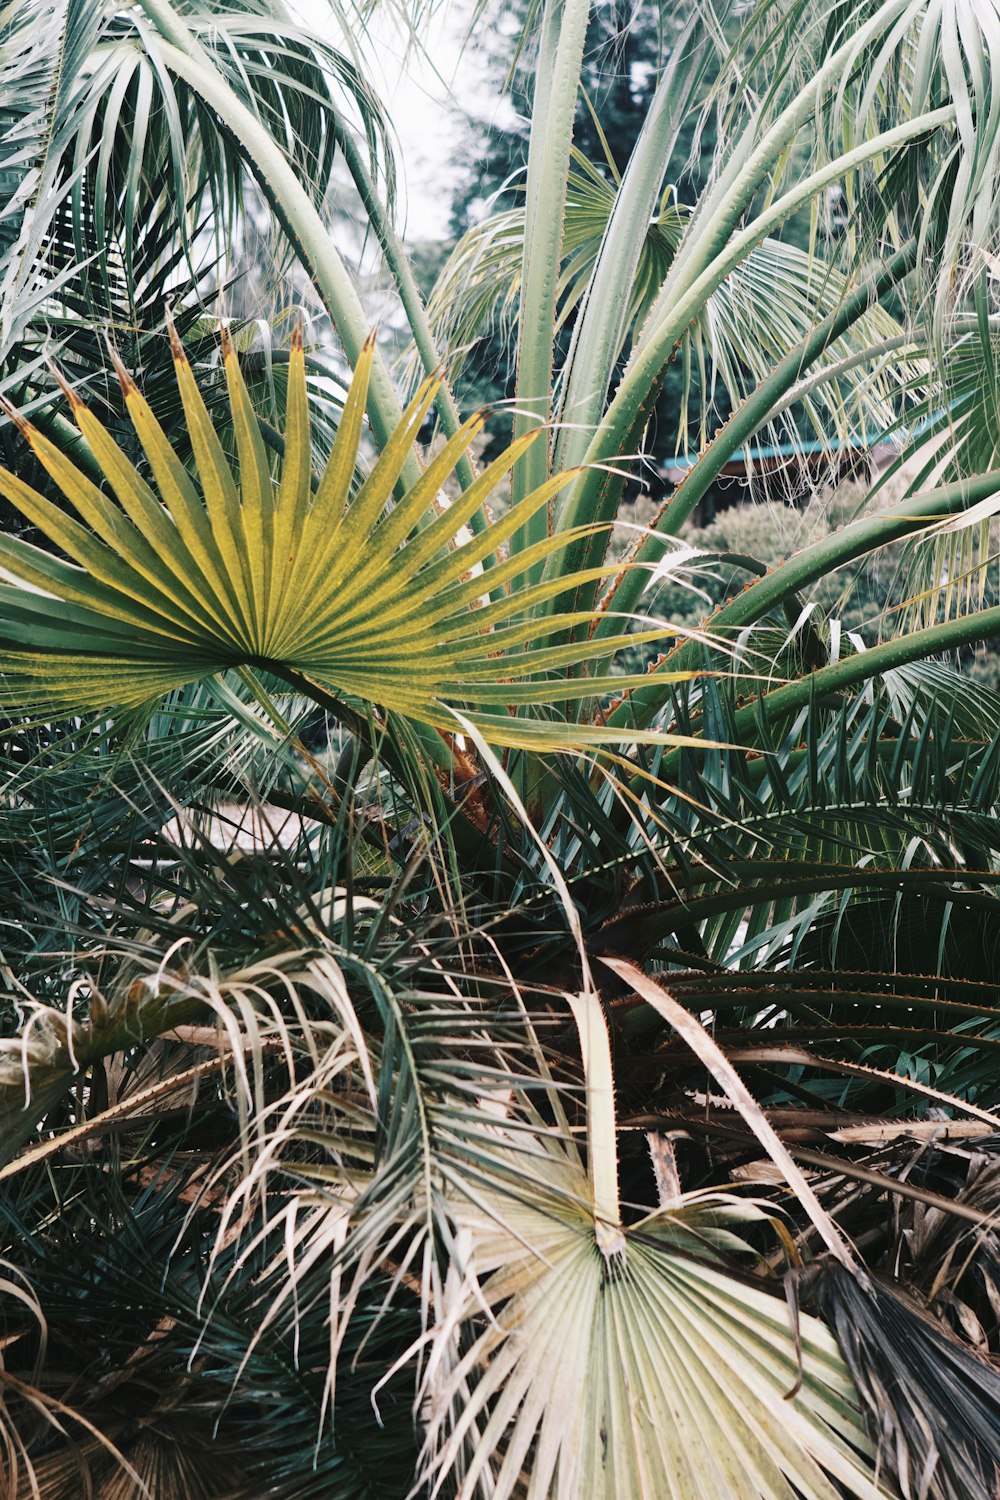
[6,0,1000,1496]
[0,321,700,754]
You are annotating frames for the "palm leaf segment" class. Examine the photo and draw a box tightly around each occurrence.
[0,325,682,748]
[428,1205,886,1500]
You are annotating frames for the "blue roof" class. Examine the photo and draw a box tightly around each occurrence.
[664,434,879,472]
[663,412,943,473]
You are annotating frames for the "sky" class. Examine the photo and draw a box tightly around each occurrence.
[293,2,518,242]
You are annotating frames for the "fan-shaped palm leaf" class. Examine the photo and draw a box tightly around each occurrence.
[427,154,911,453]
[412,989,883,1500]
[0,323,697,750]
[425,151,686,376]
[422,1198,887,1500]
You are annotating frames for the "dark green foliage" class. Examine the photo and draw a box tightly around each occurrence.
[0,1167,421,1499]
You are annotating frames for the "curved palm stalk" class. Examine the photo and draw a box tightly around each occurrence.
[591,670,1000,1045]
[697,238,919,448]
[553,10,711,474]
[860,317,1000,634]
[0,323,698,750]
[630,0,1000,367]
[584,241,922,649]
[435,174,908,492]
[132,0,419,487]
[601,466,1000,727]
[509,0,591,571]
[543,0,1000,590]
[612,591,1000,748]
[428,153,686,389]
[554,104,953,557]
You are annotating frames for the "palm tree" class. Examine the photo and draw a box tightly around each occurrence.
[3,1,1000,1496]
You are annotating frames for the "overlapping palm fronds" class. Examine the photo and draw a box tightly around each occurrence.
[424,149,686,372]
[0,917,884,1500]
[135,947,890,1500]
[5,0,1000,1495]
[6,660,1000,1495]
[0,0,392,351]
[0,1155,423,1499]
[428,167,915,455]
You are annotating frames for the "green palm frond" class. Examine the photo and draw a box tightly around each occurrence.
[875,320,1000,632]
[425,151,686,378]
[0,0,393,340]
[0,0,103,372]
[928,322,1000,482]
[657,666,1000,934]
[427,153,913,453]
[695,0,1000,318]
[695,237,922,451]
[0,1164,421,1500]
[0,323,698,751]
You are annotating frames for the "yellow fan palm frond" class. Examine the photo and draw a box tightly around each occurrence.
[0,322,694,751]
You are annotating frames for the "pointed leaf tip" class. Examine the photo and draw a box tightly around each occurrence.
[219,320,234,359]
[165,309,187,365]
[47,360,84,415]
[0,396,29,436]
[104,339,137,398]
